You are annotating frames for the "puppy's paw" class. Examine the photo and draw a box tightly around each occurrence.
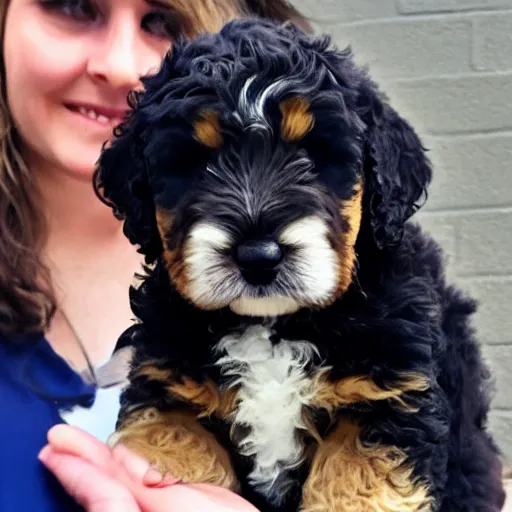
[109,408,238,490]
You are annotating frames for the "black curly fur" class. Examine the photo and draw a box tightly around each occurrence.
[95,19,506,512]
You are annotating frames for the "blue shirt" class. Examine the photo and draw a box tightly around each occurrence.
[0,333,98,512]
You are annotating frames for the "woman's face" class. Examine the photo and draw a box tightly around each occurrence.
[3,0,235,180]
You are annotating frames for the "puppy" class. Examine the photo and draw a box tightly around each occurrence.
[95,19,506,512]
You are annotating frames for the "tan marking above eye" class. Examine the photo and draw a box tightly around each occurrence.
[194,110,223,149]
[279,96,315,142]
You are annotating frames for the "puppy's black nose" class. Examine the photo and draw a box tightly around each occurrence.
[235,240,283,285]
[236,240,283,268]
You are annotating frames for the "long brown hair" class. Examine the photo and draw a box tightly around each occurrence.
[0,0,54,336]
[0,0,310,338]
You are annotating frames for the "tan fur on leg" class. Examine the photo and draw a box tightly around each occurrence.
[311,370,429,412]
[111,408,238,490]
[301,420,432,512]
[135,363,238,418]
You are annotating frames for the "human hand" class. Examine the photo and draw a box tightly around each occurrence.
[38,424,258,512]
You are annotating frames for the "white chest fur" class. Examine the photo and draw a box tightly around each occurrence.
[214,325,318,504]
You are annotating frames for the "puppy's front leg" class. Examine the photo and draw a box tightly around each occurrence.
[110,408,238,489]
[109,362,239,490]
[301,372,433,511]
[301,419,431,512]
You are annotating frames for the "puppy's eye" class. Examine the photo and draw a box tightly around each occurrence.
[39,0,98,22]
[142,11,182,39]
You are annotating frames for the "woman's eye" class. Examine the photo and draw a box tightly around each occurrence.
[39,0,98,22]
[142,11,182,39]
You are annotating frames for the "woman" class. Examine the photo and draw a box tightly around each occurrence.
[0,1,310,510]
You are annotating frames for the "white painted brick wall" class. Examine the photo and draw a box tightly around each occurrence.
[293,0,512,463]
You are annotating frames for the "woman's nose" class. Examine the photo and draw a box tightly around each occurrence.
[87,20,151,90]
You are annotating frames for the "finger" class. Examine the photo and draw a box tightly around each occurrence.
[186,484,260,511]
[128,481,259,512]
[111,443,151,482]
[111,443,180,488]
[38,446,140,512]
[48,425,178,490]
[47,425,113,470]
[143,472,181,488]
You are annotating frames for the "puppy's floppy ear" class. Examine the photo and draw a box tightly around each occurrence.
[94,108,162,263]
[279,26,431,250]
[362,96,432,249]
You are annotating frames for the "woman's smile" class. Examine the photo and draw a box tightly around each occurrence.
[64,102,128,129]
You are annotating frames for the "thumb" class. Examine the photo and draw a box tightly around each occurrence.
[39,446,140,512]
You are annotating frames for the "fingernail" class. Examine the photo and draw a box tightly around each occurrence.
[38,446,51,464]
[143,468,164,486]
[144,468,181,487]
